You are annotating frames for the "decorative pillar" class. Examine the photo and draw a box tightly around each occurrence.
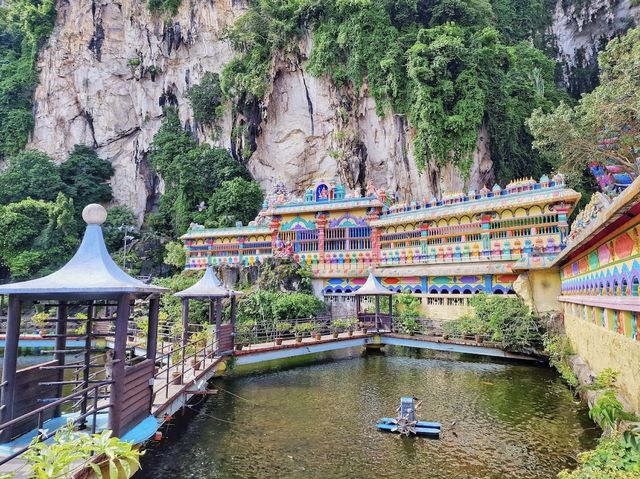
[480,215,492,257]
[238,237,245,265]
[420,223,429,259]
[109,294,131,437]
[0,296,21,441]
[316,213,328,263]
[555,204,570,247]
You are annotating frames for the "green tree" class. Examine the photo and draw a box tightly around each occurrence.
[0,194,79,279]
[148,108,254,236]
[187,72,224,126]
[0,150,64,204]
[103,205,137,252]
[59,145,114,210]
[528,26,640,184]
[0,0,56,159]
[206,178,263,228]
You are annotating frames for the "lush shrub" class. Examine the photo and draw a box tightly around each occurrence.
[236,290,324,326]
[470,293,544,351]
[187,72,224,126]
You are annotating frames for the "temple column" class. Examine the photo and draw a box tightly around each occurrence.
[481,215,491,257]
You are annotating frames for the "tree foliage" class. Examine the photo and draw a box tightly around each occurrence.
[187,72,224,126]
[0,194,79,279]
[60,145,114,210]
[0,0,56,159]
[221,0,566,178]
[148,108,262,236]
[528,26,640,184]
[0,146,114,279]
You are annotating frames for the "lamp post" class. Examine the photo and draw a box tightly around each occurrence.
[118,224,136,271]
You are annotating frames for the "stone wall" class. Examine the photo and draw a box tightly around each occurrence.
[564,311,640,413]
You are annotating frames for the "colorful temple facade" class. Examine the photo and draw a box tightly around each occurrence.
[182,176,581,312]
[552,183,640,412]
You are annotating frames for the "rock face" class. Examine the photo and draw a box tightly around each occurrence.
[29,0,636,220]
[29,0,493,221]
[552,0,640,93]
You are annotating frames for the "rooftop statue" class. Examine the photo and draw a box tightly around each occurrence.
[566,192,612,246]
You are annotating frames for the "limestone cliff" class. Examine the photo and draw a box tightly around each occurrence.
[29,0,493,221]
[27,0,636,220]
[552,0,640,94]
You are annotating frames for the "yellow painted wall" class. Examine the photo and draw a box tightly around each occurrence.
[564,311,640,413]
[529,270,562,313]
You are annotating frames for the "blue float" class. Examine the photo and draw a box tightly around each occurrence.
[376,397,441,438]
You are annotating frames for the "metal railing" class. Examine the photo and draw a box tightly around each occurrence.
[234,316,492,351]
[152,324,219,401]
[0,381,112,465]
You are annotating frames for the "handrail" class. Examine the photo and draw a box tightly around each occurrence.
[0,381,112,465]
[0,382,111,432]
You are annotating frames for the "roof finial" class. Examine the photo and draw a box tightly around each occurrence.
[82,204,107,225]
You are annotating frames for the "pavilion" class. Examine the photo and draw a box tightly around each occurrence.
[175,266,238,355]
[353,271,395,331]
[0,204,168,444]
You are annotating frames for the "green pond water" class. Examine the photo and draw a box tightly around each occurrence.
[137,347,598,479]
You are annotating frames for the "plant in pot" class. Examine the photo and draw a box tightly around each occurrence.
[275,322,291,345]
[170,348,183,385]
[346,318,357,336]
[235,321,255,350]
[186,344,202,370]
[442,320,459,340]
[31,311,50,336]
[292,322,313,343]
[313,322,322,341]
[329,320,341,339]
[400,316,420,336]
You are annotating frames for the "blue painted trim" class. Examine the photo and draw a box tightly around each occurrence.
[0,339,96,349]
[236,338,370,365]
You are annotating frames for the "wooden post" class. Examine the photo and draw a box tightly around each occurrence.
[80,302,93,425]
[146,296,160,362]
[375,295,380,332]
[53,302,68,417]
[109,294,131,437]
[181,298,189,347]
[208,299,214,325]
[215,298,222,328]
[0,296,21,441]
[230,295,237,352]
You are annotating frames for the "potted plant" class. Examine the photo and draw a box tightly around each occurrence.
[346,318,357,336]
[292,322,313,343]
[330,319,350,338]
[313,323,322,341]
[170,349,183,385]
[235,321,255,350]
[275,322,291,345]
[400,316,420,336]
[31,311,50,336]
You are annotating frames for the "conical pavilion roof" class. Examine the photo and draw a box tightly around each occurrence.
[354,271,395,296]
[174,266,237,298]
[0,204,168,298]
